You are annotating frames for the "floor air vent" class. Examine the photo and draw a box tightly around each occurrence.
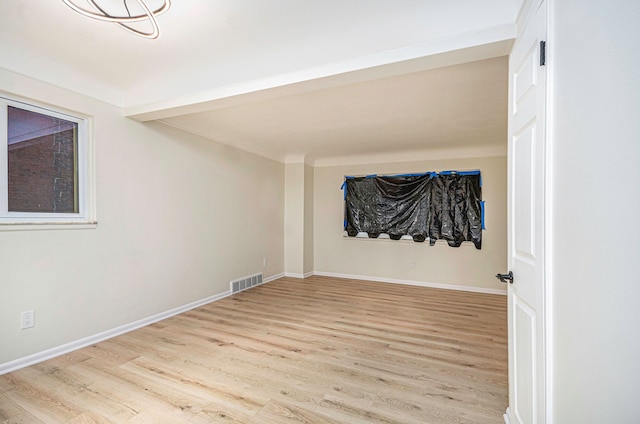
[230,273,263,294]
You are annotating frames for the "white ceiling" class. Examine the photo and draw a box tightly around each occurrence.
[0,0,518,165]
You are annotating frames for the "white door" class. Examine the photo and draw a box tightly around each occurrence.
[503,1,547,423]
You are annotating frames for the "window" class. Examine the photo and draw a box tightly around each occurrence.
[0,96,93,226]
[343,171,484,249]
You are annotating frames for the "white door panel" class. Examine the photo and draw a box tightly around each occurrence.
[505,1,547,423]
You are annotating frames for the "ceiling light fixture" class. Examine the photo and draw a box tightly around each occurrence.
[61,0,171,39]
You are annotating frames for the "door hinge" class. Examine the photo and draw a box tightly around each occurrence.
[540,40,546,66]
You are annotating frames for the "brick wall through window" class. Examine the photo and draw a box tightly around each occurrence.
[7,106,78,213]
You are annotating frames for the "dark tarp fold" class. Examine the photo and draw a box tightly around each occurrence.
[344,173,482,249]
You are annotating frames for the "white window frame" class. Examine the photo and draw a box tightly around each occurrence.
[0,95,95,229]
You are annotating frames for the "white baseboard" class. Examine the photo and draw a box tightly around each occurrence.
[0,273,283,376]
[312,271,507,295]
[283,271,314,279]
[263,272,285,283]
[503,408,512,424]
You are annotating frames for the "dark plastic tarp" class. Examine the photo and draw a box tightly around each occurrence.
[344,172,482,249]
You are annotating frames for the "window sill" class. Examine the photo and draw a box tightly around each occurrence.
[0,221,98,231]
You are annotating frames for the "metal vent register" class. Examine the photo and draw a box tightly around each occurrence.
[230,273,263,294]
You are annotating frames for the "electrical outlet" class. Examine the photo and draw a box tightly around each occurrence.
[20,310,34,329]
[263,257,267,268]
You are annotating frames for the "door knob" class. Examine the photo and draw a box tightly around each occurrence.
[496,271,514,284]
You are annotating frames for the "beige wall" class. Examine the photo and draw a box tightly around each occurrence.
[0,69,285,366]
[284,162,315,277]
[303,164,314,275]
[284,163,304,276]
[313,156,507,293]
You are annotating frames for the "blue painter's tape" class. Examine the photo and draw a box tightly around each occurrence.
[341,177,354,199]
[342,176,355,188]
[344,219,348,229]
[391,172,430,178]
[440,170,480,176]
[365,174,377,178]
[480,201,486,230]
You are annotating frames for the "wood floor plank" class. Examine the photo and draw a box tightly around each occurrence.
[68,411,115,424]
[0,276,507,423]
[0,373,83,423]
[255,400,345,424]
[0,392,24,422]
[1,412,46,424]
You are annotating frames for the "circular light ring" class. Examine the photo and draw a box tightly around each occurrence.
[61,0,170,22]
[61,0,171,39]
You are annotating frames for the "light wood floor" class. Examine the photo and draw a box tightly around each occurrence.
[0,276,508,424]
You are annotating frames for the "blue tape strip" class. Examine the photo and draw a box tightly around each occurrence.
[391,172,431,178]
[341,177,355,198]
[480,201,486,230]
[440,170,480,176]
[344,219,348,229]
[342,170,480,195]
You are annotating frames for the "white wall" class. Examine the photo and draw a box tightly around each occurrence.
[313,156,507,293]
[0,68,285,366]
[549,0,640,421]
